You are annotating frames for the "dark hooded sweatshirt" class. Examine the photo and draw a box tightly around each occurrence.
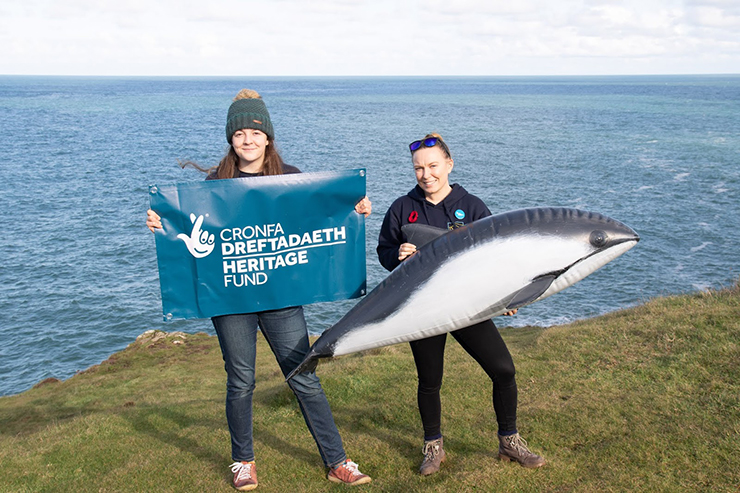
[376,183,491,272]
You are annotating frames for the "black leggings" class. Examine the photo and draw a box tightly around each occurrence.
[409,319,517,440]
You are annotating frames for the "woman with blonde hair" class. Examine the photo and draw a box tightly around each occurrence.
[376,133,545,476]
[147,89,372,490]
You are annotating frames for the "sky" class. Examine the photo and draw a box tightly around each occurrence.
[1,0,739,76]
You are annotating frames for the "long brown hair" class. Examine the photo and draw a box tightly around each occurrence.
[204,139,285,179]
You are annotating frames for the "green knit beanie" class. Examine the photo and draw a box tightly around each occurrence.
[225,97,274,143]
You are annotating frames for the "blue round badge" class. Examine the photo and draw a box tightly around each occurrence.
[455,209,465,220]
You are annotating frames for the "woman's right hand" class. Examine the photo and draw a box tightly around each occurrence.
[398,243,417,261]
[146,209,162,233]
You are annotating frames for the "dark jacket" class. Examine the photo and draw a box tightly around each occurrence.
[376,184,491,272]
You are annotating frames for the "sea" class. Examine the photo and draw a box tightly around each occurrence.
[1,75,738,397]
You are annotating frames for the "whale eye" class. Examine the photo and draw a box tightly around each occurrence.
[590,230,608,248]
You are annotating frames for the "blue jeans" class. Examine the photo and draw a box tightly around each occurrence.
[212,306,347,467]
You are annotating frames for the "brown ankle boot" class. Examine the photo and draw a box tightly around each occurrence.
[419,437,446,476]
[498,433,545,468]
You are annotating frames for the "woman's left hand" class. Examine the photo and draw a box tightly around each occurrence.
[503,309,518,316]
[355,197,372,217]
[146,209,163,233]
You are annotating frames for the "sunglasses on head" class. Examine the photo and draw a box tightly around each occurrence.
[409,137,450,157]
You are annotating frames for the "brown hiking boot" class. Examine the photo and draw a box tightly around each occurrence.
[419,437,446,476]
[230,461,258,491]
[498,433,545,468]
[327,459,372,486]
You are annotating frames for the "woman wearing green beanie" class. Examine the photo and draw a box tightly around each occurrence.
[147,89,372,490]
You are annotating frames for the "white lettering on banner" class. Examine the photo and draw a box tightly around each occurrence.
[224,272,269,287]
[220,223,285,242]
[216,222,346,288]
[222,251,310,274]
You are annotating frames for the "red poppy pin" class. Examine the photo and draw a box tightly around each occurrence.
[408,211,418,223]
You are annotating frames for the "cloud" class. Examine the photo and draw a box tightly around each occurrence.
[0,0,738,75]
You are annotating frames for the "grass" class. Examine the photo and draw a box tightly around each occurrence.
[1,282,739,492]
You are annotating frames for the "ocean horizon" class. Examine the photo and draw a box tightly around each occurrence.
[1,74,738,397]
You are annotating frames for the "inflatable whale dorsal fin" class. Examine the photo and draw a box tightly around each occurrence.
[401,223,448,248]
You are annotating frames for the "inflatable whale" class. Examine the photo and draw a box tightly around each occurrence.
[287,207,639,380]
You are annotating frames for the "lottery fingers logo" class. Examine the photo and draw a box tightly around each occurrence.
[177,213,215,258]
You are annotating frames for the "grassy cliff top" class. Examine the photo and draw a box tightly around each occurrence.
[1,283,739,492]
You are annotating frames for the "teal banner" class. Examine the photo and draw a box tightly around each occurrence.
[149,169,367,320]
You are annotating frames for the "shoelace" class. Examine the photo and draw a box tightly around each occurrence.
[507,435,532,455]
[422,441,441,460]
[339,460,362,476]
[230,462,253,480]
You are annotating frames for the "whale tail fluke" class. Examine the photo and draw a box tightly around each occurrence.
[286,353,320,381]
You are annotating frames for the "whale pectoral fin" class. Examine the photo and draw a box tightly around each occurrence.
[401,224,448,248]
[505,275,557,311]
